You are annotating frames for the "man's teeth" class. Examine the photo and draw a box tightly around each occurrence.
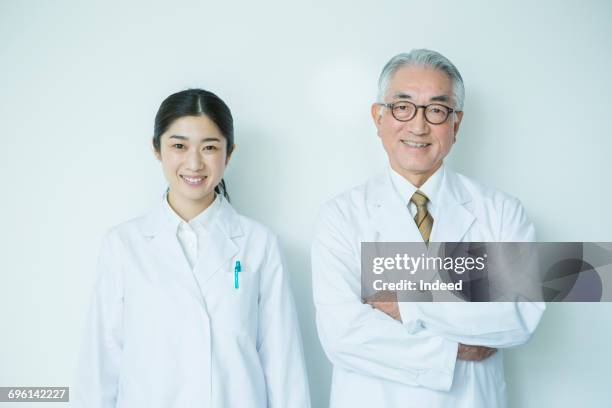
[402,141,430,148]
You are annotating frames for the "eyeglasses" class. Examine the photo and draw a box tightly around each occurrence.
[377,101,456,124]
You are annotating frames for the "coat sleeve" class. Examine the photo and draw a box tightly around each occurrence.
[256,233,311,408]
[399,197,546,348]
[73,231,124,408]
[312,202,459,392]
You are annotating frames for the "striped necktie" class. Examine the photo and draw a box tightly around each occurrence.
[411,190,433,243]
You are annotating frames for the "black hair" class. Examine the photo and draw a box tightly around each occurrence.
[153,89,234,201]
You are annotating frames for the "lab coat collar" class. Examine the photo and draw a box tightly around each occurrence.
[163,193,221,235]
[366,165,474,243]
[141,194,243,240]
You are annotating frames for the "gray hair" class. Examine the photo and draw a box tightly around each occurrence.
[377,49,465,110]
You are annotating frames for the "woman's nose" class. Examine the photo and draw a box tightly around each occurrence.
[186,149,204,171]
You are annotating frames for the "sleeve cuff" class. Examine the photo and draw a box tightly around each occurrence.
[416,338,458,392]
[398,301,421,332]
[398,302,458,392]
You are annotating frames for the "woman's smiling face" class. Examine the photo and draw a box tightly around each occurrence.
[156,115,232,215]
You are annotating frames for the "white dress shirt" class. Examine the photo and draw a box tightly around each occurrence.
[163,194,221,268]
[388,164,444,221]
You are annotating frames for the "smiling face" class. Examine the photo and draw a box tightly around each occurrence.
[371,65,463,187]
[155,115,233,220]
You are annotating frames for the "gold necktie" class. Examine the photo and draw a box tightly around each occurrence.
[411,190,433,243]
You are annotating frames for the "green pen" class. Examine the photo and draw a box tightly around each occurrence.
[234,260,241,289]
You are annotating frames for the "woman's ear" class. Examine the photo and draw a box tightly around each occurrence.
[225,144,236,165]
[153,140,161,161]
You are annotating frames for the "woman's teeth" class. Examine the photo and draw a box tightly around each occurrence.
[181,175,205,185]
[402,141,430,148]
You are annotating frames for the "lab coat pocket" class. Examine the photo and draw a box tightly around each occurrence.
[206,260,258,338]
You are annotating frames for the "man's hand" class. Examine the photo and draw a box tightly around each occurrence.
[364,290,402,322]
[365,292,498,362]
[457,343,497,361]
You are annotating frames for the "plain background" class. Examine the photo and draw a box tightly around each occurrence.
[1,0,611,406]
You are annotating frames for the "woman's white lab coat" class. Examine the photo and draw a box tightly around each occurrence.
[311,166,545,408]
[75,196,311,408]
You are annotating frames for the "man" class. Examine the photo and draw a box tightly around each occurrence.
[311,49,544,407]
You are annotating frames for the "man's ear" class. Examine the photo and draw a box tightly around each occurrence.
[371,103,384,130]
[225,144,236,165]
[453,111,464,142]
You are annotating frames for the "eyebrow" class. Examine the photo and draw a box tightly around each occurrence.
[392,92,451,103]
[169,135,222,143]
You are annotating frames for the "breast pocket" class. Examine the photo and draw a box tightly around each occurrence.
[204,259,259,337]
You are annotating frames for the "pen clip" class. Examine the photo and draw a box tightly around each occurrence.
[234,260,241,289]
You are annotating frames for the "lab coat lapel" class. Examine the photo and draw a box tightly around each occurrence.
[366,174,432,293]
[193,198,242,293]
[431,168,475,243]
[367,173,424,243]
[140,203,204,303]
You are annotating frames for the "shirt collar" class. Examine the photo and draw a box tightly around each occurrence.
[163,193,221,234]
[388,164,445,206]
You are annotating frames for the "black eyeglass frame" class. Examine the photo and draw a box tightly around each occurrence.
[377,101,459,124]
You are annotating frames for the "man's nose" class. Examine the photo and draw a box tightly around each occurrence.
[408,107,429,136]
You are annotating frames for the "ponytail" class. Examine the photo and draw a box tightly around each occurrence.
[215,179,230,202]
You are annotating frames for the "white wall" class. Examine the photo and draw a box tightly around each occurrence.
[1,0,611,406]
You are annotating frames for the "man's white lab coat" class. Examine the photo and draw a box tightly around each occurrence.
[312,166,544,408]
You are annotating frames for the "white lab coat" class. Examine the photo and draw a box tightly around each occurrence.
[312,166,545,408]
[75,196,311,408]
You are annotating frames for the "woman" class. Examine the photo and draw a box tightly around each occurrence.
[75,89,311,408]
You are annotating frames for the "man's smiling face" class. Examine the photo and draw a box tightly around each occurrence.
[372,65,463,186]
